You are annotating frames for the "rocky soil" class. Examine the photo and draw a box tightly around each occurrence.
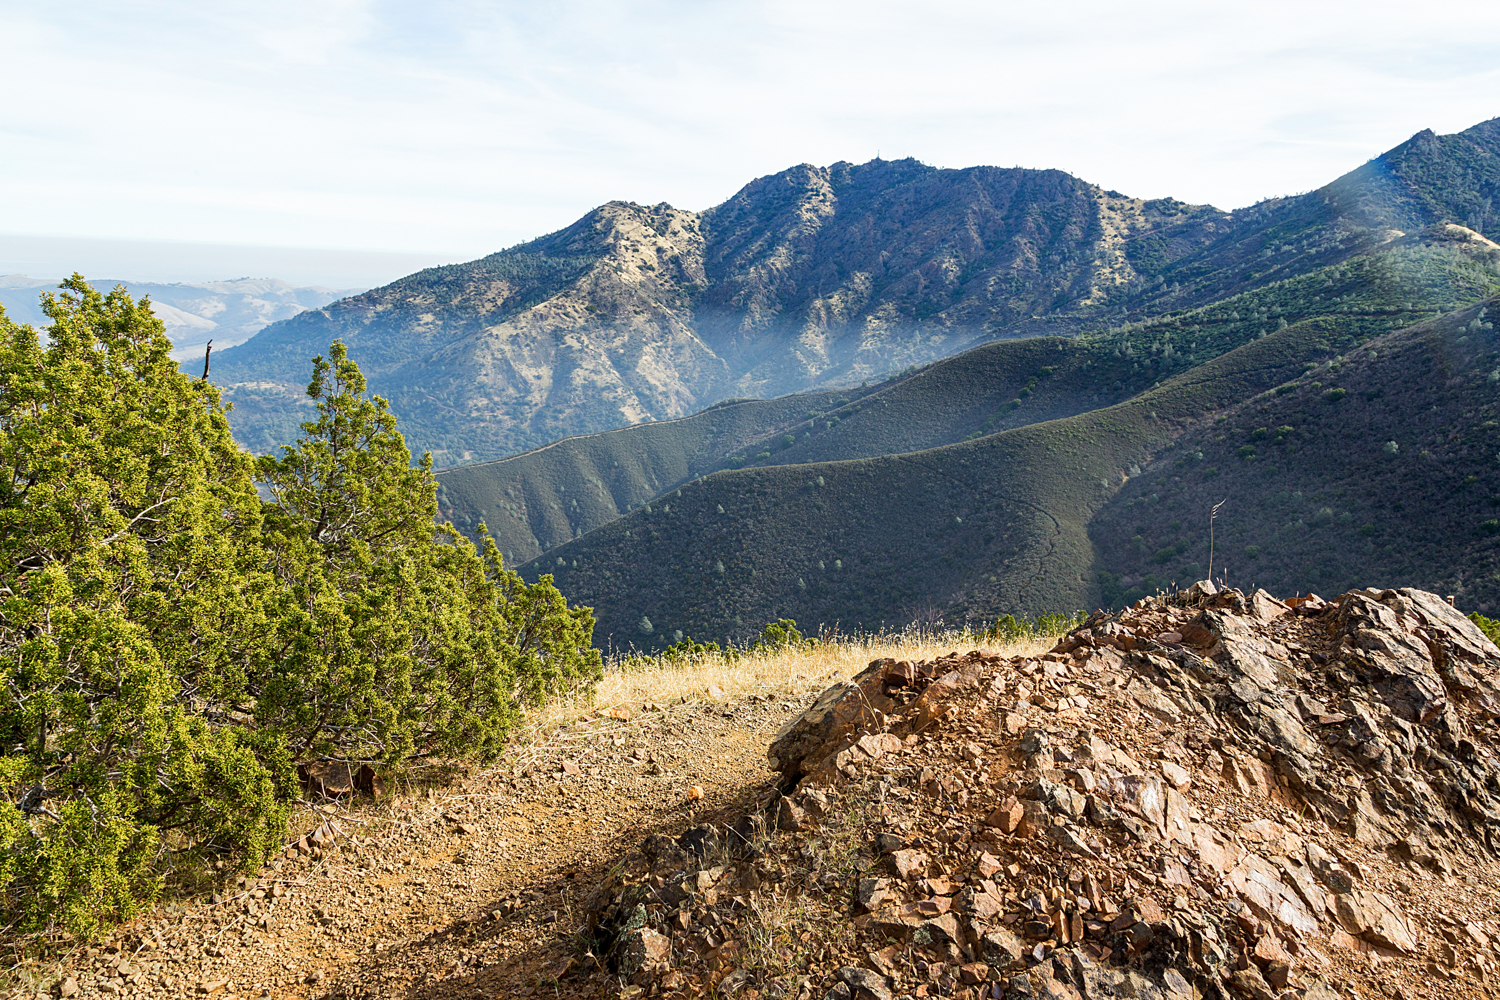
[8,690,819,1000]
[15,583,1500,1000]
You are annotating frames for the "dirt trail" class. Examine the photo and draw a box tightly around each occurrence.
[32,692,809,1000]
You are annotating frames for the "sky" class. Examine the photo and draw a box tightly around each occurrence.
[3,0,1499,288]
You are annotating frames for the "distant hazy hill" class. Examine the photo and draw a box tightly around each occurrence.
[0,275,361,361]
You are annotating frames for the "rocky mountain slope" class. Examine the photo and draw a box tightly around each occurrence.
[211,119,1500,466]
[447,224,1500,571]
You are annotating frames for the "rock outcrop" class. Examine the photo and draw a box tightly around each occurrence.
[585,585,1500,999]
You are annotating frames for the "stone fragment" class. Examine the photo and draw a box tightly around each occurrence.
[1227,853,1319,936]
[1050,784,1086,819]
[856,732,904,761]
[768,662,895,777]
[774,796,808,831]
[856,877,892,912]
[890,849,929,880]
[59,978,80,998]
[1160,761,1191,789]
[958,880,1005,919]
[836,966,894,1000]
[982,927,1026,969]
[1018,729,1049,757]
[1248,589,1292,620]
[922,911,963,944]
[1045,824,1097,858]
[984,797,1025,833]
[620,926,673,975]
[1015,799,1051,839]
[1229,966,1277,1000]
[1114,775,1166,835]
[1333,891,1419,954]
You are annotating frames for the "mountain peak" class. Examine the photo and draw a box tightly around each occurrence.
[210,118,1500,465]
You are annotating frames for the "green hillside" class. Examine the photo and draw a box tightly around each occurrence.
[435,386,876,566]
[445,227,1500,564]
[1091,298,1500,614]
[516,314,1375,648]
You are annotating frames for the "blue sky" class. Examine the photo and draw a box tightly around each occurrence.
[3,1,1498,286]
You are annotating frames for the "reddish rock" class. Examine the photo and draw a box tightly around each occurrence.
[768,661,895,779]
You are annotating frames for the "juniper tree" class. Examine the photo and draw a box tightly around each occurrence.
[253,341,602,769]
[1,294,602,935]
[0,278,283,934]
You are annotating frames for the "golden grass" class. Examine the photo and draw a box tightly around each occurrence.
[530,630,1056,730]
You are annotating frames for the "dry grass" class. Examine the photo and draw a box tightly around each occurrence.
[531,630,1056,730]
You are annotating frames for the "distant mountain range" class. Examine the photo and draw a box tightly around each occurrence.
[199,117,1500,645]
[0,275,361,361]
[208,118,1500,465]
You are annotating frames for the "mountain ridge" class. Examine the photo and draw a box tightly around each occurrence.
[212,117,1499,466]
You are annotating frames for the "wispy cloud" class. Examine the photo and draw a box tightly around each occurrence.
[3,0,1497,264]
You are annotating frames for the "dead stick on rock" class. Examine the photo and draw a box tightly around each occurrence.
[1208,498,1227,584]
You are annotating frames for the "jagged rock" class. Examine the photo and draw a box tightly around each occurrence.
[1229,965,1277,1000]
[984,796,1025,833]
[768,661,895,779]
[921,911,963,945]
[889,848,928,880]
[619,926,673,975]
[583,584,1500,1000]
[774,795,808,831]
[856,877,891,912]
[1333,890,1420,954]
[982,927,1027,969]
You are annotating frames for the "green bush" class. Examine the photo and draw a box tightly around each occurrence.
[754,618,807,650]
[1482,519,1499,536]
[0,285,601,936]
[987,610,1086,642]
[1471,613,1500,646]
